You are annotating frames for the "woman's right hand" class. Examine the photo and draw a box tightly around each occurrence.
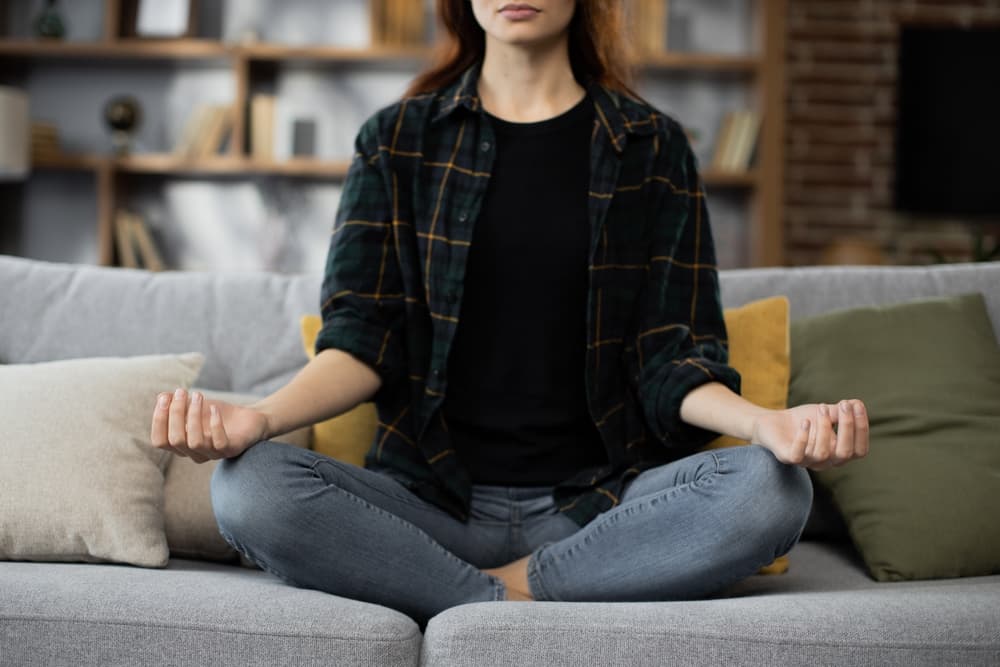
[150,389,269,463]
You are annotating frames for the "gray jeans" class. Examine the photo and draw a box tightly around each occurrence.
[210,440,812,624]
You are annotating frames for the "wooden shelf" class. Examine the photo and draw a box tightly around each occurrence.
[249,158,351,177]
[0,38,231,60]
[242,43,431,63]
[31,153,108,170]
[0,39,432,64]
[31,153,352,178]
[0,39,760,72]
[636,52,760,73]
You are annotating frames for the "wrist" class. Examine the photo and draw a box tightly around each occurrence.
[746,407,775,444]
[247,400,276,440]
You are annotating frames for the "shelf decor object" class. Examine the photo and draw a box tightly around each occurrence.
[0,86,29,180]
[103,95,142,156]
[33,0,66,40]
[134,0,195,39]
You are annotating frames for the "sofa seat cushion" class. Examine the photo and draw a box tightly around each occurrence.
[0,558,420,667]
[421,541,1000,667]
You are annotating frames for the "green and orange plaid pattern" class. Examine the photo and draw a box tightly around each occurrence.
[315,61,741,525]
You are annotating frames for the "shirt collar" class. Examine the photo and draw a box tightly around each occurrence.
[430,60,657,154]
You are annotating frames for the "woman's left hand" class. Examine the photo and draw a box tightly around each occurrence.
[750,400,870,470]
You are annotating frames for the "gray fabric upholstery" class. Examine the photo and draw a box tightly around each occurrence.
[0,255,322,396]
[0,558,420,667]
[719,261,1000,335]
[421,542,1000,666]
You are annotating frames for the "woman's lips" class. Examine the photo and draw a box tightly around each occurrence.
[499,7,540,20]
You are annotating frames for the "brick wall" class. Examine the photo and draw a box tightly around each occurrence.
[784,0,1000,266]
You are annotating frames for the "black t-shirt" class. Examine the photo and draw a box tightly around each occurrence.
[440,92,608,485]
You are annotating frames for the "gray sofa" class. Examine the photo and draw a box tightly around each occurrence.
[2,253,999,666]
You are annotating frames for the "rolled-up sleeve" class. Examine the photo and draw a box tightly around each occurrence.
[315,117,406,401]
[634,128,741,451]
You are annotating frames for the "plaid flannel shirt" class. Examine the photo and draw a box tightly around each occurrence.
[315,60,741,526]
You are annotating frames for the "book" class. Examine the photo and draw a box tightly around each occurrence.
[724,111,748,170]
[250,94,275,161]
[711,112,736,171]
[114,210,139,269]
[634,0,668,56]
[174,105,214,158]
[128,212,166,272]
[114,210,166,271]
[196,106,234,158]
[730,110,761,170]
[711,110,760,172]
[370,0,382,46]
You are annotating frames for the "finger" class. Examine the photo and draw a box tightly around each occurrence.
[789,417,810,465]
[813,404,835,465]
[804,405,820,462]
[152,393,189,458]
[184,392,210,463]
[186,391,205,450]
[209,404,230,456]
[833,400,856,465]
[151,393,172,450]
[853,399,870,458]
[167,388,189,450]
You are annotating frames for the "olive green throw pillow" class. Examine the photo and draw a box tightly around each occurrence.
[789,293,1000,582]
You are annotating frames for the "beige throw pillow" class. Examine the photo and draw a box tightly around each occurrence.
[164,389,312,562]
[0,353,204,568]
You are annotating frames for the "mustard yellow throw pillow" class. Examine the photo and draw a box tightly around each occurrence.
[703,296,792,575]
[300,315,377,467]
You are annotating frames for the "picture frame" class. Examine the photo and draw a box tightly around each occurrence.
[127,0,197,39]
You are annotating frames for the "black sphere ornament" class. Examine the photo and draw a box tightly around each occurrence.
[103,95,143,156]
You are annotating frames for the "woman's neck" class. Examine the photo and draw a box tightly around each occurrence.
[477,33,586,123]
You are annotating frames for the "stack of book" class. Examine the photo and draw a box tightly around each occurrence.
[114,210,165,271]
[30,121,60,161]
[711,110,761,172]
[174,105,234,159]
[631,0,668,56]
[250,94,275,161]
[370,0,426,47]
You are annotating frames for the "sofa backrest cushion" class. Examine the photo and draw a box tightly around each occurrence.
[719,261,1000,343]
[0,255,323,395]
[3,255,997,393]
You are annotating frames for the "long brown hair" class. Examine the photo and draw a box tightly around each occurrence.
[403,0,643,101]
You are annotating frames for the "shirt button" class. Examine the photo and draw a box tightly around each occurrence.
[432,368,442,378]
[480,141,491,152]
[458,212,468,222]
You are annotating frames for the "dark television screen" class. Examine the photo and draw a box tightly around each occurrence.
[895,27,1000,217]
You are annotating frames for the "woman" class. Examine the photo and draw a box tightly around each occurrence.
[150,0,868,624]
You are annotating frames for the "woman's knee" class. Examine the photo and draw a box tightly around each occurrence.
[209,440,308,540]
[739,445,813,547]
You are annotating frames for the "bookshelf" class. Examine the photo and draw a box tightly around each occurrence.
[0,0,785,269]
